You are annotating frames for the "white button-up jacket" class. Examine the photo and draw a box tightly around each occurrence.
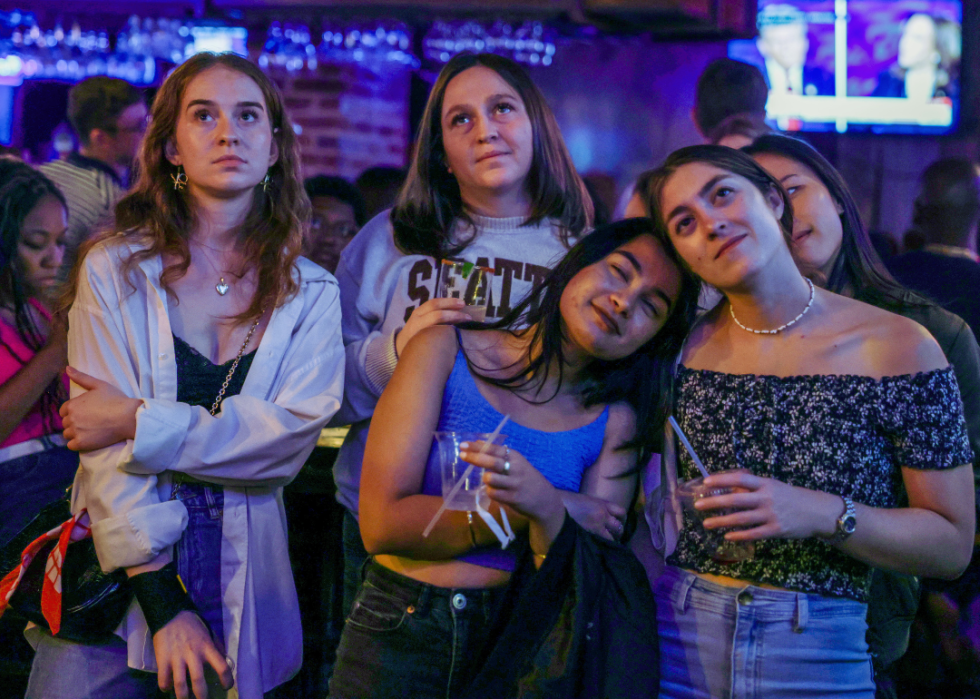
[65,239,344,698]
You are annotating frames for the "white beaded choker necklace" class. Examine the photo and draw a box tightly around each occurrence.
[729,278,815,335]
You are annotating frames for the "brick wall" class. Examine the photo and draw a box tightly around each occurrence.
[271,62,411,181]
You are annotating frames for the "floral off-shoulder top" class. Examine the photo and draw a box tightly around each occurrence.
[667,366,973,602]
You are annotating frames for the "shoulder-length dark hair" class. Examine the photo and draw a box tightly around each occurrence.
[743,134,923,311]
[65,52,309,322]
[0,158,68,431]
[637,144,795,249]
[391,52,592,259]
[465,217,701,460]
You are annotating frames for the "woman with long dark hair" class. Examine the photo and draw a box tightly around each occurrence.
[639,145,973,698]
[0,160,76,544]
[329,217,700,697]
[742,133,980,696]
[332,52,595,613]
[26,53,344,699]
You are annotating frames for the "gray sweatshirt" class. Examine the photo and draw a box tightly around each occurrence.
[331,209,572,515]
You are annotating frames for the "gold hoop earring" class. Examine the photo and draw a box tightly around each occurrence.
[171,166,187,191]
[260,173,272,193]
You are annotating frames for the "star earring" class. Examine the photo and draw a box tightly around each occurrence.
[171,165,187,191]
[261,173,272,193]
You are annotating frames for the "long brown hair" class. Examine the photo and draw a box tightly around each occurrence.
[391,53,592,259]
[65,52,308,322]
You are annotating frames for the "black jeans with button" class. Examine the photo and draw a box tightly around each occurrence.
[328,558,507,699]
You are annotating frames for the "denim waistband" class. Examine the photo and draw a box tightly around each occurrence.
[364,558,507,618]
[658,566,868,628]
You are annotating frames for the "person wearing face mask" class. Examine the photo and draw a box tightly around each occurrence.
[871,13,961,101]
[329,218,700,698]
[639,145,973,699]
[330,52,597,620]
[23,53,344,699]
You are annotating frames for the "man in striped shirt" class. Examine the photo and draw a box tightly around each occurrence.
[39,77,146,280]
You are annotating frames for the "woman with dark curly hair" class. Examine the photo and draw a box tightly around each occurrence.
[0,159,75,545]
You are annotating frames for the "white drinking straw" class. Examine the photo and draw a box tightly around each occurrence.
[668,416,710,480]
[422,414,510,538]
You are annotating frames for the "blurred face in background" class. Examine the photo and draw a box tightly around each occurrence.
[304,195,359,273]
[107,101,149,168]
[899,14,939,71]
[757,22,809,71]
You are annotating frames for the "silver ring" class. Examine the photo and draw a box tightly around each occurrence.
[503,460,511,474]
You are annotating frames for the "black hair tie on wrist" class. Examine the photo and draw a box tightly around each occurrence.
[129,562,198,636]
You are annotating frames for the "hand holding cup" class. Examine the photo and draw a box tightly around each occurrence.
[459,442,565,537]
[694,470,826,542]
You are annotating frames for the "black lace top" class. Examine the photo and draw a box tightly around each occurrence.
[173,335,257,409]
[667,366,973,602]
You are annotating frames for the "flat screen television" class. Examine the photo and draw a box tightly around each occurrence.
[728,0,963,134]
[187,26,248,58]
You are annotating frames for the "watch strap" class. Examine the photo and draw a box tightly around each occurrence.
[827,495,857,545]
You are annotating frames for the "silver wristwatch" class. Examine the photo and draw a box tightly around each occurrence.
[828,496,857,545]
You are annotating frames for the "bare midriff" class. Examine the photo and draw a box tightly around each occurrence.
[687,569,789,592]
[375,554,512,589]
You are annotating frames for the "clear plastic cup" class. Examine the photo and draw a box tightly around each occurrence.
[438,260,493,322]
[433,431,505,511]
[677,470,755,564]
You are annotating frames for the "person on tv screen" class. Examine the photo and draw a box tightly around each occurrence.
[872,13,961,101]
[756,3,835,97]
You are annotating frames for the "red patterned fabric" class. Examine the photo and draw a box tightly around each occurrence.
[0,509,91,634]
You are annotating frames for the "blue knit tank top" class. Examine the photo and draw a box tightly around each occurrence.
[421,347,610,571]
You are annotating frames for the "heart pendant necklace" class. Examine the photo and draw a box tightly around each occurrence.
[196,243,234,297]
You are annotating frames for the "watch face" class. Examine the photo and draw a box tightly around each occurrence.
[842,515,857,535]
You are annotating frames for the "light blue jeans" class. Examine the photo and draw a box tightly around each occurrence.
[655,566,875,699]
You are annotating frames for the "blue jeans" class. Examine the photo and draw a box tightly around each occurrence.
[329,558,507,699]
[656,566,876,699]
[341,508,368,619]
[26,631,159,699]
[171,481,224,644]
[0,445,78,545]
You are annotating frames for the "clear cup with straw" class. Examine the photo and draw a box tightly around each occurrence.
[669,417,755,563]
